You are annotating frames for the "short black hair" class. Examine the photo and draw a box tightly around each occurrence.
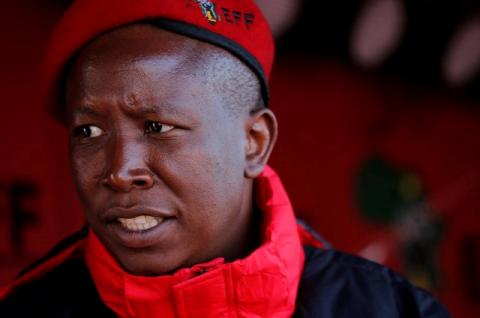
[197,48,265,118]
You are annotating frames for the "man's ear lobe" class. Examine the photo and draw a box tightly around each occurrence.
[244,108,278,179]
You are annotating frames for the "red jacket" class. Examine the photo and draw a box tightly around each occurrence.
[83,166,306,317]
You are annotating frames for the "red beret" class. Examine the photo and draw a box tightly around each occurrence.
[42,0,275,120]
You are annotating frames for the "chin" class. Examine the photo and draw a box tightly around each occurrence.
[117,250,186,276]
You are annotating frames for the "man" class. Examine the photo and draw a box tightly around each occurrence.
[0,0,450,317]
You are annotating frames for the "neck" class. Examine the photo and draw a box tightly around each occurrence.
[221,180,260,262]
[229,205,262,262]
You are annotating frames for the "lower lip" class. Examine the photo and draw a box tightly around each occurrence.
[107,218,175,248]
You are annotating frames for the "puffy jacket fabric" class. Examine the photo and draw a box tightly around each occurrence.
[295,246,450,318]
[0,244,450,317]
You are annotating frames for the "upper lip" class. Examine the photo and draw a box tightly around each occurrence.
[102,206,175,223]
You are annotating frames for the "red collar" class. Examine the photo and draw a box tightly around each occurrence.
[85,166,305,318]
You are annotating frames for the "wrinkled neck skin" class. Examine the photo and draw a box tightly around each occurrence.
[224,180,262,264]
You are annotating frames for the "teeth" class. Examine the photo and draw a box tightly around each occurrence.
[118,215,163,231]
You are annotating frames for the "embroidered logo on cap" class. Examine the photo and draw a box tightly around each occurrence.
[194,0,219,25]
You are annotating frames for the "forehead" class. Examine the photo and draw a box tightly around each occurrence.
[67,24,220,84]
[65,24,231,113]
[65,23,260,121]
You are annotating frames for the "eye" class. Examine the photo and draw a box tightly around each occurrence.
[73,125,104,138]
[145,121,175,134]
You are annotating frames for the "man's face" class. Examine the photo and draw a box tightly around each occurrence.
[65,25,261,275]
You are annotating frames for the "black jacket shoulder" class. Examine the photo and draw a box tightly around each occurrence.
[294,246,451,318]
[0,256,115,318]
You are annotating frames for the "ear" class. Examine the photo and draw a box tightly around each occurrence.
[244,108,278,179]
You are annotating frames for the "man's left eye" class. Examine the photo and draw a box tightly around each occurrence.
[145,121,175,134]
[73,124,104,138]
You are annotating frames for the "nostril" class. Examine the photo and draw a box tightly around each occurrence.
[131,174,154,188]
[133,179,147,187]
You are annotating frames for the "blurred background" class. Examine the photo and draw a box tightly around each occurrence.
[0,0,479,316]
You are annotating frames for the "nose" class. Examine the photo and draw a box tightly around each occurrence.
[102,137,154,192]
[106,169,154,192]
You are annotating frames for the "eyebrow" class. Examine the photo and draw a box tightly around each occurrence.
[70,101,184,119]
[126,103,184,118]
[129,105,161,116]
[71,106,101,117]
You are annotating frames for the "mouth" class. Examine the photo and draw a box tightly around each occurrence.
[117,215,164,232]
[103,206,176,248]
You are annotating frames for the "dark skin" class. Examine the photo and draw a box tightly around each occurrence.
[65,24,278,276]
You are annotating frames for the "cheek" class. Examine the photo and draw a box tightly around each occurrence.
[178,130,242,189]
[163,126,245,226]
[69,146,105,201]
